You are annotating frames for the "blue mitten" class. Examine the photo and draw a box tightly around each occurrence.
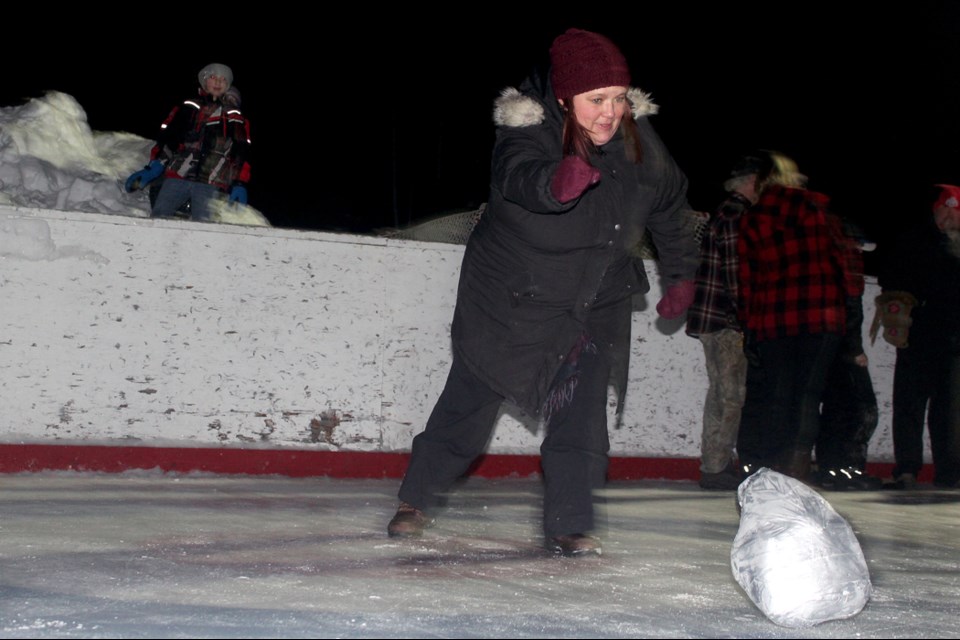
[124,160,164,192]
[229,185,248,205]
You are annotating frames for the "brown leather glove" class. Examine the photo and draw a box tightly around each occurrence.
[869,291,918,348]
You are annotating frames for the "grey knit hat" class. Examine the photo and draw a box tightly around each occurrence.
[198,63,233,89]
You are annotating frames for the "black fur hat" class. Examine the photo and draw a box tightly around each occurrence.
[729,150,774,181]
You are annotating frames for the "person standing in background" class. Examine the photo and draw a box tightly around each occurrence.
[874,184,960,489]
[686,150,775,490]
[814,217,883,490]
[736,154,850,481]
[125,63,251,222]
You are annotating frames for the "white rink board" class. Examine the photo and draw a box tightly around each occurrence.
[0,206,914,463]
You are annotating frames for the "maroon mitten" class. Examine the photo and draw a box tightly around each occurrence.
[656,279,696,319]
[551,156,601,203]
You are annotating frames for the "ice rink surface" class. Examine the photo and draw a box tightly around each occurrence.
[0,472,957,639]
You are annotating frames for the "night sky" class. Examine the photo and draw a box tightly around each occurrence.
[3,5,957,259]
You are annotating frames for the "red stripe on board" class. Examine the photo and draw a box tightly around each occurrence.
[0,443,928,482]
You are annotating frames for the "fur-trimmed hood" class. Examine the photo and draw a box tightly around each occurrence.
[493,86,659,127]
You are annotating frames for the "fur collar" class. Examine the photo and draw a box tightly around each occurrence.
[493,87,659,127]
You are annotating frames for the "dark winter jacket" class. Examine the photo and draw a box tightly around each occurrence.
[150,89,251,191]
[878,216,960,347]
[450,71,698,416]
[834,217,869,361]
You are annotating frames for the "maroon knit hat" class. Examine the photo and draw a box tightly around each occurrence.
[549,28,631,98]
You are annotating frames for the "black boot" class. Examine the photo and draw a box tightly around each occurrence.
[781,449,812,483]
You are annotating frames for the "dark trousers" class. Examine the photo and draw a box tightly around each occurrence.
[815,356,879,470]
[891,321,960,484]
[738,333,840,468]
[398,348,611,537]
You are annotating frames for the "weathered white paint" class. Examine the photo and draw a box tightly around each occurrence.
[0,205,920,464]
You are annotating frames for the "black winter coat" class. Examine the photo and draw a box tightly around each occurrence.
[879,216,960,348]
[451,71,698,417]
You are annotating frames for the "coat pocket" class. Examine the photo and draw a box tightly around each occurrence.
[631,258,651,294]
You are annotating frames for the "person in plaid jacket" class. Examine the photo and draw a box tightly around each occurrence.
[736,157,851,481]
[686,150,776,490]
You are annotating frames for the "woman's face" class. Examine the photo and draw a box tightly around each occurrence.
[566,86,629,146]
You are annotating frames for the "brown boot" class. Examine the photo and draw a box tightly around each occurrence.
[387,502,434,538]
[546,534,602,557]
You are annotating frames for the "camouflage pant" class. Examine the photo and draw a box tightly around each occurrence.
[699,330,748,473]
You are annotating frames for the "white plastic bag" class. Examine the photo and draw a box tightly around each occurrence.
[731,468,872,628]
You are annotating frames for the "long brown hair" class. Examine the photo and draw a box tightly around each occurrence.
[558,96,643,164]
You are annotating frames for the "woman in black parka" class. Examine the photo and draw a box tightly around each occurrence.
[388,28,699,556]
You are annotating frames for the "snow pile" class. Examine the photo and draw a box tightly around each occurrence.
[0,91,268,226]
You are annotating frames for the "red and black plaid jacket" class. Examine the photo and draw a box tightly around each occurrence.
[737,185,850,341]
